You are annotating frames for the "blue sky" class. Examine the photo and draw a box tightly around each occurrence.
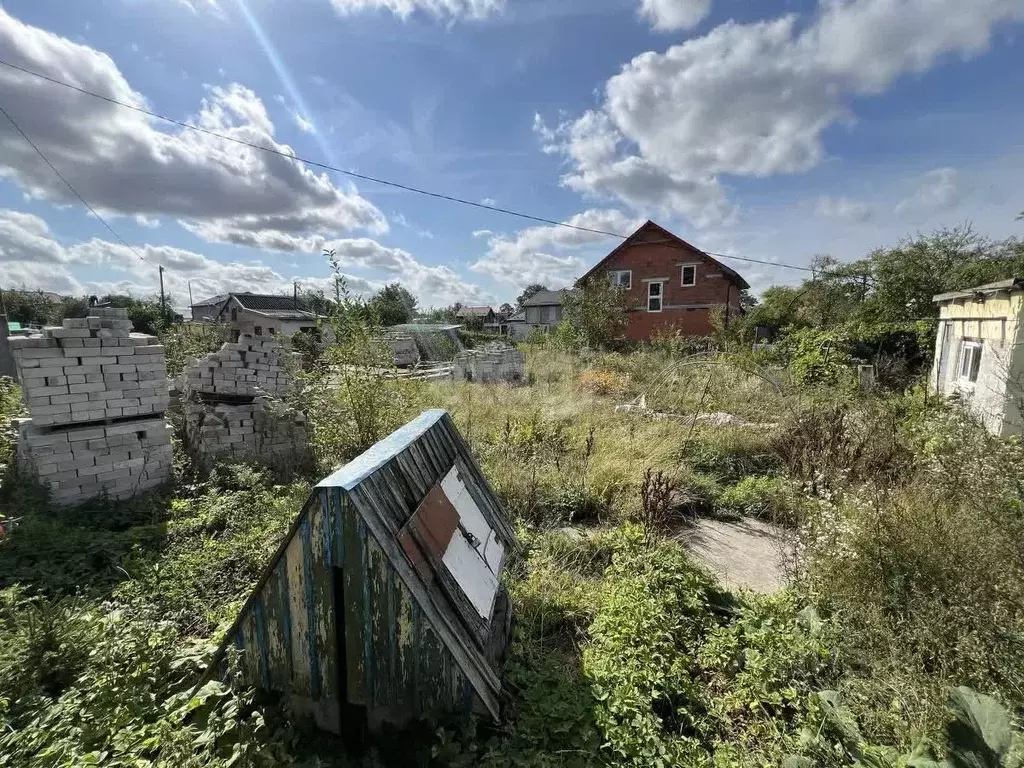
[0,0,1022,311]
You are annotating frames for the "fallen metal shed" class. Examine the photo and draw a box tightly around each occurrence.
[212,409,516,733]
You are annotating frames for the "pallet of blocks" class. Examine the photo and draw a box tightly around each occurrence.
[8,308,172,506]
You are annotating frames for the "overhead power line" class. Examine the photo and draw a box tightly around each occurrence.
[0,100,152,267]
[0,57,860,279]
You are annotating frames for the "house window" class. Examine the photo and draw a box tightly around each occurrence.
[230,308,238,321]
[268,327,275,335]
[255,326,263,336]
[681,265,697,287]
[647,281,663,313]
[609,270,632,290]
[958,340,983,384]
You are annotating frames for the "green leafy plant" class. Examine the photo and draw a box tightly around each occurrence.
[794,687,1019,768]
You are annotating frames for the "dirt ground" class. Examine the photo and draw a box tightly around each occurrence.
[678,517,792,593]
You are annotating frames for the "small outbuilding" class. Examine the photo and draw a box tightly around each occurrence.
[932,278,1024,436]
[212,410,516,734]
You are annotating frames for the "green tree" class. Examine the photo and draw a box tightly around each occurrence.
[368,283,417,326]
[420,304,461,323]
[499,302,515,317]
[563,282,626,349]
[516,283,548,308]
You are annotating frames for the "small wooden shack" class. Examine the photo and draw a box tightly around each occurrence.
[213,409,516,732]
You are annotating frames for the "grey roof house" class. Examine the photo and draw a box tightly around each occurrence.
[192,292,319,341]
[512,290,572,340]
[456,306,496,325]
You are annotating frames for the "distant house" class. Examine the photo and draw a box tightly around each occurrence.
[932,278,1024,436]
[518,290,571,339]
[193,292,319,341]
[190,294,231,322]
[456,306,496,326]
[577,220,749,342]
[505,310,527,340]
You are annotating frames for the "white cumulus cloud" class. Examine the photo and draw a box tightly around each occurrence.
[895,167,960,219]
[639,0,712,31]
[471,209,642,289]
[0,208,489,309]
[815,196,874,223]
[537,0,1023,228]
[0,8,386,253]
[293,111,316,134]
[328,0,503,21]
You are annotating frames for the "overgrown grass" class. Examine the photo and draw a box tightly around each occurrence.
[3,343,1024,766]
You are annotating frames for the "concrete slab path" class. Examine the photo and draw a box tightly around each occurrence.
[679,516,792,593]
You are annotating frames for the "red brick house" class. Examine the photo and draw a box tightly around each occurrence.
[577,221,749,342]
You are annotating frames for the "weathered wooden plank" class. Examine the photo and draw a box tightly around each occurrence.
[346,463,504,720]
[391,452,424,508]
[309,498,338,704]
[319,489,335,569]
[419,621,444,715]
[238,605,260,688]
[342,494,367,705]
[301,513,322,700]
[263,559,289,691]
[333,488,346,568]
[286,528,311,696]
[422,425,455,485]
[367,534,391,707]
[396,445,430,504]
[395,577,416,712]
[374,466,417,529]
[359,518,376,706]
[363,473,405,533]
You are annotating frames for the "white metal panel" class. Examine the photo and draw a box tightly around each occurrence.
[440,465,504,619]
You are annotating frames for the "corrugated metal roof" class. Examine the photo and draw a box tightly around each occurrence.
[456,306,494,317]
[249,309,318,321]
[211,410,516,733]
[232,293,312,312]
[192,293,231,308]
[522,289,571,307]
[934,278,1024,304]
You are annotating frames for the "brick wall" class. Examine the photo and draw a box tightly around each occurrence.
[593,238,743,341]
[9,308,172,506]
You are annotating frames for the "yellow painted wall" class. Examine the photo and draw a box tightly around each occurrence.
[933,291,1024,436]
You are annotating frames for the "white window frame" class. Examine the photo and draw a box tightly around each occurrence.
[609,270,632,290]
[680,264,698,287]
[957,339,983,385]
[647,281,664,313]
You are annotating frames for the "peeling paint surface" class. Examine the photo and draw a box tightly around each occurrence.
[214,410,517,732]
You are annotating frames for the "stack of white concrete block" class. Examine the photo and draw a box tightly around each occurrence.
[183,397,308,465]
[453,346,526,384]
[384,335,420,368]
[8,308,172,505]
[180,337,291,397]
[180,335,310,470]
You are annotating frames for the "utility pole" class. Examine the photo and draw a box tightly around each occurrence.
[159,266,166,319]
[294,281,299,309]
[187,280,194,312]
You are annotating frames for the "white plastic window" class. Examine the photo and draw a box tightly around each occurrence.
[609,270,632,290]
[647,282,663,312]
[958,340,982,384]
